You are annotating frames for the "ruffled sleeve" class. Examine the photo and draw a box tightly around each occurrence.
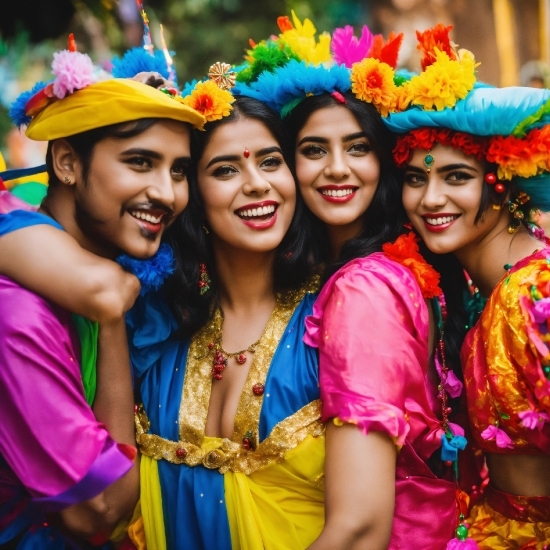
[305,253,431,447]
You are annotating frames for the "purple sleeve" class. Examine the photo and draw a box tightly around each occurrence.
[0,276,134,510]
[305,254,432,446]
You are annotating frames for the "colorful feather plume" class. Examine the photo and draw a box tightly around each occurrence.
[331,25,373,68]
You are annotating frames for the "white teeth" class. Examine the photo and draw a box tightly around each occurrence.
[321,188,354,197]
[425,215,459,226]
[237,204,276,218]
[130,211,162,224]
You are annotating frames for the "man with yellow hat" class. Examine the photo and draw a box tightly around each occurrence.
[0,42,204,549]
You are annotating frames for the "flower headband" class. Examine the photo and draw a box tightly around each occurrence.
[180,62,236,125]
[234,13,408,118]
[385,25,550,183]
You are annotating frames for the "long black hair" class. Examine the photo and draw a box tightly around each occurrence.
[163,96,318,337]
[285,92,406,281]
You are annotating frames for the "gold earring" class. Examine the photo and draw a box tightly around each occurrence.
[491,203,501,210]
[63,176,72,184]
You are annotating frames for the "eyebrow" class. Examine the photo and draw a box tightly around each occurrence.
[120,148,163,159]
[205,147,283,169]
[405,162,480,173]
[297,131,368,147]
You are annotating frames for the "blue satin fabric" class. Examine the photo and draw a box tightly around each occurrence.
[384,85,550,135]
[0,210,62,236]
[129,292,319,550]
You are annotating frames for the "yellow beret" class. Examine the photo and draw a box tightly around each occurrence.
[26,78,205,141]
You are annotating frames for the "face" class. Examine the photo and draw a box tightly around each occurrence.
[197,117,296,255]
[295,105,380,237]
[402,143,504,255]
[72,119,191,259]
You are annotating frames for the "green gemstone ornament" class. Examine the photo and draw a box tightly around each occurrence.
[455,523,469,541]
[424,152,435,173]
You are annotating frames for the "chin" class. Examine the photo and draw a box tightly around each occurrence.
[120,239,161,260]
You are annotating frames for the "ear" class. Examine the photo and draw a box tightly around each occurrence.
[50,140,81,186]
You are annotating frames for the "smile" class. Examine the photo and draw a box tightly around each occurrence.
[234,201,279,230]
[318,186,357,203]
[128,208,169,236]
[422,214,461,233]
[235,204,276,219]
[129,210,164,224]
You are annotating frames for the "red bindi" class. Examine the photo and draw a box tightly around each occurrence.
[244,149,250,158]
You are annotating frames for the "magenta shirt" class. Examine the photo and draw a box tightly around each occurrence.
[304,253,457,549]
[0,276,134,536]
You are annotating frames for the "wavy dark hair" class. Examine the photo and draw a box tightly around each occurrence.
[163,96,317,337]
[285,92,406,281]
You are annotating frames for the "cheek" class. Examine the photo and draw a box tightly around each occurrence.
[295,159,316,189]
[401,187,419,216]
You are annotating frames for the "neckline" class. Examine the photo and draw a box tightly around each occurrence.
[177,281,317,448]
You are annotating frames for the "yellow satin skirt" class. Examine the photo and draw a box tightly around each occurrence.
[130,433,325,550]
[467,500,550,549]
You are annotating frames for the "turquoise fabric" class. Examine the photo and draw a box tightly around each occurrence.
[384,85,550,136]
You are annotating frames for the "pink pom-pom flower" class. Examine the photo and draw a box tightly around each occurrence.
[51,50,95,99]
[518,409,550,430]
[445,538,480,549]
[480,425,514,449]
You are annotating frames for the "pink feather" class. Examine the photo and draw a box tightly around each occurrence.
[331,25,373,68]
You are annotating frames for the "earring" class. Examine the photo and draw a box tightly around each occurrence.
[202,224,210,235]
[491,203,502,210]
[63,176,72,184]
[198,263,211,295]
[484,172,506,193]
[507,191,530,233]
[423,151,434,174]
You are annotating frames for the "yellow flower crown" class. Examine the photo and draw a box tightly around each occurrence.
[351,23,478,116]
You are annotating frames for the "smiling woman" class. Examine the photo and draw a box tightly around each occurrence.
[384,26,550,548]
[127,95,321,550]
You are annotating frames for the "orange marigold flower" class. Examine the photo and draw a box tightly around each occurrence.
[351,58,398,117]
[182,80,234,125]
[416,23,456,70]
[382,233,442,299]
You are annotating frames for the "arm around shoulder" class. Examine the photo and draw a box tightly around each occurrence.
[0,225,139,322]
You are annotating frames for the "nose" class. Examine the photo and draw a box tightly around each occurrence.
[243,166,271,195]
[324,150,351,180]
[420,178,447,209]
[146,170,176,208]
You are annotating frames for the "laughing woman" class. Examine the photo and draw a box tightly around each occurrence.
[384,27,550,548]
[127,86,322,549]
[235,18,467,549]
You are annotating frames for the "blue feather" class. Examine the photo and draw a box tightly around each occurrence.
[235,60,352,115]
[181,79,198,97]
[116,243,175,296]
[111,48,170,79]
[9,81,50,127]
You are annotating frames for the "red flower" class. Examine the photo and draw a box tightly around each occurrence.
[382,233,442,299]
[416,24,456,70]
[368,31,404,69]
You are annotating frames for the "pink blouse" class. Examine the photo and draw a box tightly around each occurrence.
[304,253,457,549]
